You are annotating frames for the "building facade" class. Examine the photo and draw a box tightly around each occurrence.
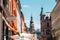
[40,8,52,40]
[0,0,25,40]
[50,0,60,40]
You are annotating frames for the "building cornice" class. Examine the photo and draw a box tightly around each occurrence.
[50,2,60,16]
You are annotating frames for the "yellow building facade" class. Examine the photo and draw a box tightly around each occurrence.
[50,0,60,40]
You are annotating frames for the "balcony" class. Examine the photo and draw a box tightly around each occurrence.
[0,0,16,20]
[2,7,16,20]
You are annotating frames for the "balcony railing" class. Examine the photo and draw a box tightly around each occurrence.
[0,0,16,20]
[2,6,16,20]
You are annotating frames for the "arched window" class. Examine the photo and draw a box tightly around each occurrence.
[47,23,49,27]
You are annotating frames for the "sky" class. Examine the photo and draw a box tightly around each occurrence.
[20,0,56,30]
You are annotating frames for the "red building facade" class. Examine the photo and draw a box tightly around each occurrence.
[40,8,52,40]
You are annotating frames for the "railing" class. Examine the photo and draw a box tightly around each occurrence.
[0,0,16,20]
[2,6,11,16]
[0,0,14,18]
[0,12,18,35]
[2,6,16,20]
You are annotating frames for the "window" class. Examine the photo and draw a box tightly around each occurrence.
[41,30,46,35]
[41,22,45,27]
[47,23,49,27]
[46,30,51,35]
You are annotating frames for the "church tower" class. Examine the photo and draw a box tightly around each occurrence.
[40,7,45,21]
[29,15,34,34]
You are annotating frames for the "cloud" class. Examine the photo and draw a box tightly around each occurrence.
[34,21,40,30]
[21,4,30,8]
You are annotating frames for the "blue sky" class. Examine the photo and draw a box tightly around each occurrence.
[20,0,56,30]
